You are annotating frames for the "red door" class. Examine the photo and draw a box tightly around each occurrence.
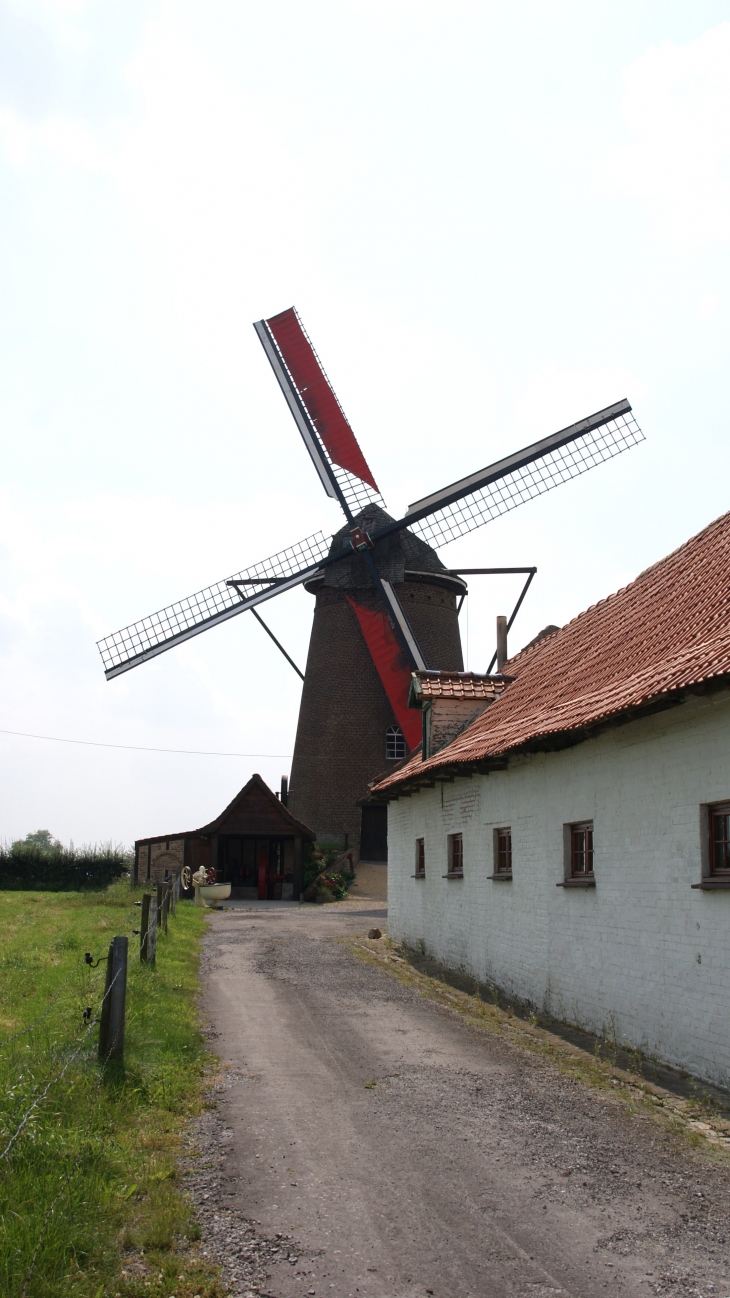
[257,841,268,900]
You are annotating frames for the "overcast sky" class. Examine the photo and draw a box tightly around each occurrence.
[1,0,729,846]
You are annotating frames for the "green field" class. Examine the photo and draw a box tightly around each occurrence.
[0,883,226,1298]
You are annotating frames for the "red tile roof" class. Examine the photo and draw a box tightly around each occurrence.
[373,510,730,795]
[410,671,507,703]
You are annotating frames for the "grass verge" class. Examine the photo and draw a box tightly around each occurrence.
[0,882,226,1298]
[345,935,730,1160]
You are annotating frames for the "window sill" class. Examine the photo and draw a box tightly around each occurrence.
[442,872,464,879]
[488,872,513,881]
[411,873,426,880]
[691,878,730,890]
[557,877,596,888]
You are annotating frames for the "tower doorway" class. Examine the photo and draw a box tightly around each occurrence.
[360,804,387,862]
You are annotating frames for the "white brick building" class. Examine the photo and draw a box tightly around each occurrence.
[373,512,730,1087]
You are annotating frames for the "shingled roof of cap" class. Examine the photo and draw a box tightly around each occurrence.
[412,671,508,702]
[372,509,730,795]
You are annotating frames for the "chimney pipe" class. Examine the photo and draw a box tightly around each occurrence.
[496,616,508,672]
[280,775,288,807]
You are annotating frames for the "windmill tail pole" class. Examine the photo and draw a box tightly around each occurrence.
[496,616,508,672]
[487,568,537,674]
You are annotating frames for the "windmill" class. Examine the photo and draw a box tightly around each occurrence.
[98,307,644,853]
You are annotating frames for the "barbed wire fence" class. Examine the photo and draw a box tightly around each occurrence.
[0,964,125,1162]
[0,957,91,1054]
[0,908,138,1138]
[18,1049,111,1298]
[0,871,183,1296]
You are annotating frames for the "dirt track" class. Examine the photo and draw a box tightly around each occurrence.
[191,901,730,1298]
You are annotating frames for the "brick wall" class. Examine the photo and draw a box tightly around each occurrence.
[428,697,491,755]
[147,840,184,883]
[289,578,463,844]
[387,689,730,1087]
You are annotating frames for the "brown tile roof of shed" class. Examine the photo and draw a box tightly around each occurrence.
[135,773,315,844]
[410,671,507,703]
[372,509,730,794]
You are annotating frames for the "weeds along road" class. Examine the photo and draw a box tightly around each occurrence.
[195,902,730,1298]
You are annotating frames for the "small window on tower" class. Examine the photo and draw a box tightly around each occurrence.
[386,725,406,760]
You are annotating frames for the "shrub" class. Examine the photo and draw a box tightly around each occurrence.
[302,841,356,902]
[0,841,130,891]
[317,871,353,901]
[302,841,344,891]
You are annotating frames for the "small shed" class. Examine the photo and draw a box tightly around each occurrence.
[134,774,315,901]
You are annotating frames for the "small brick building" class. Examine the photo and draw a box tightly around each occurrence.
[134,774,315,900]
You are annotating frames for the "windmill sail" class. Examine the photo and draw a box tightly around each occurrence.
[98,388,645,684]
[346,597,423,750]
[402,400,643,548]
[97,532,332,680]
[255,307,385,516]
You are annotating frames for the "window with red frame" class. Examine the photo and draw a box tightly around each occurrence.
[570,822,594,877]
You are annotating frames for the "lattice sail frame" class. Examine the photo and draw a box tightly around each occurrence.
[97,532,331,678]
[291,310,385,515]
[406,408,643,549]
[98,402,645,679]
[256,311,386,518]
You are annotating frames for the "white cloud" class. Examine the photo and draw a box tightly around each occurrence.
[5,0,93,51]
[596,23,730,246]
[0,105,106,168]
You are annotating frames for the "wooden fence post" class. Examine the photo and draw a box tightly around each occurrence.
[148,896,158,965]
[156,882,169,935]
[140,893,157,965]
[140,893,150,962]
[161,883,169,934]
[98,935,128,1064]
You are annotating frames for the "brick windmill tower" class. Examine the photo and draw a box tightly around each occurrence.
[291,502,466,855]
[97,307,644,855]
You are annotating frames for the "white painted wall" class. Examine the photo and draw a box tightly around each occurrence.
[387,690,730,1087]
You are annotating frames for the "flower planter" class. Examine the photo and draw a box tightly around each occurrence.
[198,882,232,908]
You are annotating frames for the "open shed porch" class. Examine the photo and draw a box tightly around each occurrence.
[134,774,315,901]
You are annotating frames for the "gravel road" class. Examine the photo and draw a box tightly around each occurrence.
[189,903,730,1298]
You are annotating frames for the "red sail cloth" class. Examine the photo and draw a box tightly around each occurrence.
[346,597,422,750]
[266,307,379,492]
